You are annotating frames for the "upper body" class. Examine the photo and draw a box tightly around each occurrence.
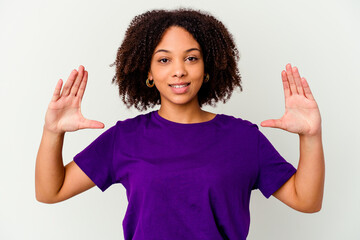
[74,110,297,239]
[35,8,325,240]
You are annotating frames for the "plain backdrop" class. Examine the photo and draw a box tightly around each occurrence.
[1,0,359,239]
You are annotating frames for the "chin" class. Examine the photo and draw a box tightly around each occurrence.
[163,96,198,106]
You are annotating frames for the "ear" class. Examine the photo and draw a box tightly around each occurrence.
[148,69,153,80]
[148,71,152,80]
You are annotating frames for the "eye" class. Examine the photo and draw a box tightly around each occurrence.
[186,56,198,62]
[159,58,169,63]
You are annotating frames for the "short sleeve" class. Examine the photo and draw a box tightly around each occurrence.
[254,130,297,199]
[73,124,117,192]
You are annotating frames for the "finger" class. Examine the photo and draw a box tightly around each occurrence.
[61,69,78,96]
[79,119,105,130]
[301,77,315,100]
[51,79,63,102]
[70,65,84,96]
[260,119,284,130]
[286,63,297,95]
[292,66,304,96]
[77,70,88,100]
[281,70,291,99]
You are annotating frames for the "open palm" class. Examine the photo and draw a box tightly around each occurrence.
[44,66,104,134]
[261,64,321,136]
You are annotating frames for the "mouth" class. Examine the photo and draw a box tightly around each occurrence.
[169,82,190,94]
[168,82,191,88]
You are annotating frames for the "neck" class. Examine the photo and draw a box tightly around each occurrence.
[158,100,208,124]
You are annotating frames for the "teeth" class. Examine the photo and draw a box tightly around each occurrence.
[170,83,189,88]
[172,85,187,88]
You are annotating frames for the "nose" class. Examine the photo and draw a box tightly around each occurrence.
[172,60,187,78]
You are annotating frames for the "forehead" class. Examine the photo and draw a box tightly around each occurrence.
[154,26,201,51]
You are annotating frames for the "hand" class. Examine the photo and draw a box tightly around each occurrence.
[261,64,321,136]
[44,65,105,134]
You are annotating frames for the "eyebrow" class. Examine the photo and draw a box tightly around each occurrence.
[154,48,201,55]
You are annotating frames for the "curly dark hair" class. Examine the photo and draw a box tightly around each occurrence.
[110,8,242,111]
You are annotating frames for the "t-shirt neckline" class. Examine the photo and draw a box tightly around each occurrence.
[152,110,219,127]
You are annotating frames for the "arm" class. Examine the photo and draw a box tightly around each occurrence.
[271,133,324,213]
[35,66,104,204]
[35,128,96,203]
[261,63,325,213]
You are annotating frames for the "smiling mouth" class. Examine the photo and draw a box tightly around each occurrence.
[169,83,190,88]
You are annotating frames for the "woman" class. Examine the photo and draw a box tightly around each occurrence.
[35,8,324,240]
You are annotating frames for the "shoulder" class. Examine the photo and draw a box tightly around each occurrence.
[218,113,259,131]
[114,111,152,131]
[213,113,261,144]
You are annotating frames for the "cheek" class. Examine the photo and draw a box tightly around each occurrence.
[192,70,204,83]
[150,66,168,81]
[192,62,205,79]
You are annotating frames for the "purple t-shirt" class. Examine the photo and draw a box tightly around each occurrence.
[74,110,296,240]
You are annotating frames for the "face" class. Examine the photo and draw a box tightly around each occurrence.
[148,26,205,108]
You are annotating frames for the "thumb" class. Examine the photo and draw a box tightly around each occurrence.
[79,119,105,130]
[260,119,283,129]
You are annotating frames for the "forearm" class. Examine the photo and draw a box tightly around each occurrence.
[35,126,66,203]
[294,131,325,211]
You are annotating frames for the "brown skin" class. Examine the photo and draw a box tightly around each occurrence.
[35,27,217,204]
[111,9,242,111]
[35,66,99,203]
[36,30,324,212]
[148,26,216,123]
[263,65,325,212]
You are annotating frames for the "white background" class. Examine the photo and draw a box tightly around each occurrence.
[0,0,359,239]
